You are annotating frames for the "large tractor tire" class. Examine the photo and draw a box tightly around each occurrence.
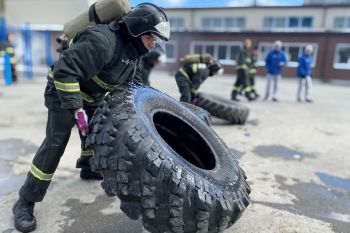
[180,102,211,126]
[196,93,249,125]
[86,84,251,233]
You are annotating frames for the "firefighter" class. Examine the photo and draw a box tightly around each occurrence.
[231,38,253,102]
[175,59,222,104]
[12,3,170,233]
[247,45,259,100]
[140,49,163,86]
[0,33,17,83]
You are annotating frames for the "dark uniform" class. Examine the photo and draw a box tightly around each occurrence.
[175,63,210,103]
[0,40,17,83]
[20,23,144,203]
[247,50,259,99]
[231,47,252,101]
[13,3,170,232]
[140,50,161,85]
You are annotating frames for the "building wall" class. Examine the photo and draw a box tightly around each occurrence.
[4,0,91,25]
[165,7,336,31]
[321,34,350,80]
[2,2,349,80]
[163,32,350,80]
[305,0,350,4]
[324,8,350,30]
[166,10,193,30]
[0,0,4,13]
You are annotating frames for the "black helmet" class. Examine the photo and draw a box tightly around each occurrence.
[208,61,222,74]
[122,3,170,41]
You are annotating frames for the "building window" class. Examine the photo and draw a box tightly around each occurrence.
[334,17,350,29]
[263,16,313,29]
[302,17,313,27]
[169,17,185,31]
[190,41,243,65]
[333,43,350,69]
[165,42,177,63]
[258,42,318,67]
[201,17,246,31]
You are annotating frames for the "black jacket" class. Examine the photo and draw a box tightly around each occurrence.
[175,63,210,92]
[46,23,143,110]
[175,63,210,102]
[236,48,251,72]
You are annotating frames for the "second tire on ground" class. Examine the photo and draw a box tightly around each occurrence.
[196,92,249,125]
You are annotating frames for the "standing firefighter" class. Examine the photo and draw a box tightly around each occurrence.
[12,3,170,233]
[175,60,222,104]
[247,45,259,100]
[231,39,253,101]
[140,49,163,85]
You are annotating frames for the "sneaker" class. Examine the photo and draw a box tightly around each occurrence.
[12,198,36,233]
[306,99,313,103]
[272,98,279,102]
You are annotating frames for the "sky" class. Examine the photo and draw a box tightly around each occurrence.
[130,0,304,8]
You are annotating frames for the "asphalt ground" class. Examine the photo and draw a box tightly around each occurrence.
[0,71,349,233]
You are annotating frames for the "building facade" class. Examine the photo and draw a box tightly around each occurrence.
[163,5,350,80]
[1,1,350,80]
[305,0,350,5]
[1,0,92,72]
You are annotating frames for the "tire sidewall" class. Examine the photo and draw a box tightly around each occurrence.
[133,87,241,190]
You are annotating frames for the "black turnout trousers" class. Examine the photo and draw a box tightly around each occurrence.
[19,106,95,202]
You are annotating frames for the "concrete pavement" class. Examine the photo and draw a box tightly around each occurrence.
[0,71,349,233]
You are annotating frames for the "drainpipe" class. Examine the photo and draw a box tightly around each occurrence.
[22,23,33,79]
[319,33,329,82]
[45,30,53,66]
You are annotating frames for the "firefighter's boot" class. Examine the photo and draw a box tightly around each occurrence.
[80,168,103,180]
[76,156,103,180]
[231,90,240,101]
[12,198,36,233]
[245,91,254,101]
[251,89,260,100]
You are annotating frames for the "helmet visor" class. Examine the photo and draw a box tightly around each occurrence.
[152,33,167,53]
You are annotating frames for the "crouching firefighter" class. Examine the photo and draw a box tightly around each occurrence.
[12,3,170,233]
[175,60,222,104]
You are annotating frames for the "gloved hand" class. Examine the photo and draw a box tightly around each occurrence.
[75,109,89,136]
[191,97,199,105]
[191,92,199,105]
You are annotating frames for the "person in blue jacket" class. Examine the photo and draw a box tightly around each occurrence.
[264,40,287,102]
[296,45,314,102]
